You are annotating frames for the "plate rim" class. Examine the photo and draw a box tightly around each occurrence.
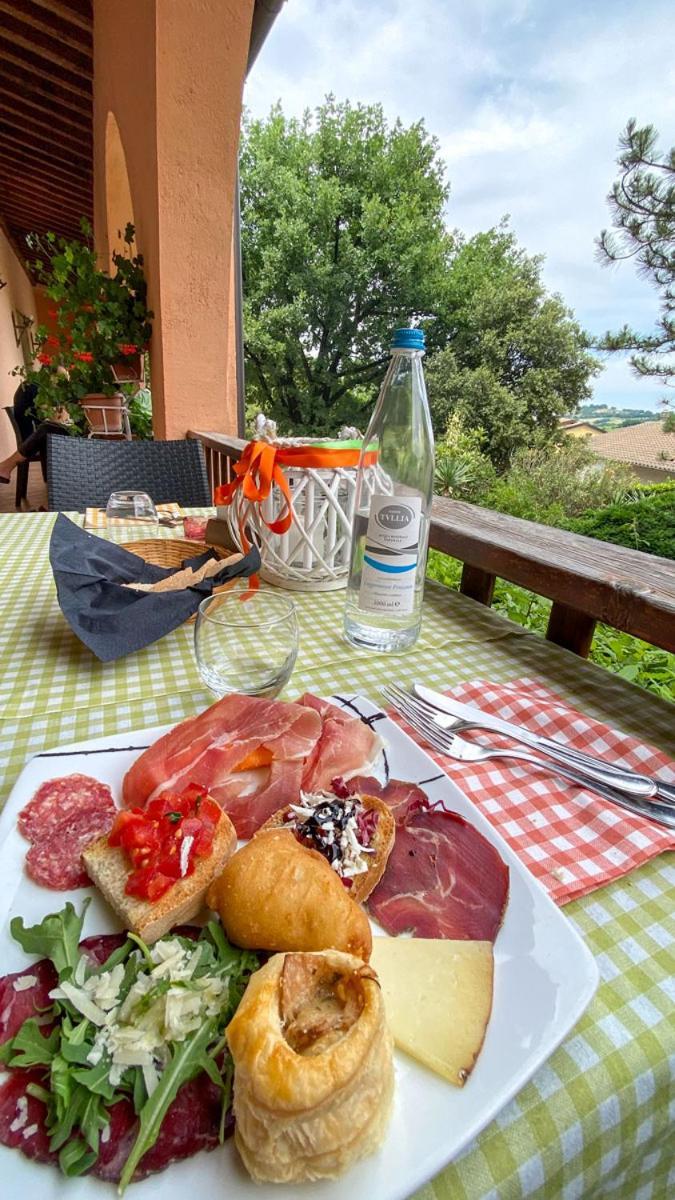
[0,692,600,1199]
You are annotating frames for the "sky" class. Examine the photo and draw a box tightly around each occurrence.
[244,0,675,412]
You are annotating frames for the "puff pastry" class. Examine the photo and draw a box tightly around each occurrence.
[227,950,394,1183]
[206,828,372,961]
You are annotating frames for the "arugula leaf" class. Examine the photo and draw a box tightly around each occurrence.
[59,1138,97,1177]
[90,937,134,976]
[132,1066,146,1116]
[10,901,90,981]
[1,1018,59,1068]
[118,1019,217,1194]
[72,1060,117,1102]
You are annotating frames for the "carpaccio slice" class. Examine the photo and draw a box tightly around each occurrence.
[18,775,115,843]
[25,805,116,890]
[362,779,509,941]
[0,960,57,1043]
[0,1069,57,1166]
[0,931,231,1182]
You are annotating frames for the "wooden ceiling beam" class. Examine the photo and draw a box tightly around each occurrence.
[0,61,91,121]
[0,2,92,56]
[0,121,92,173]
[0,82,90,136]
[28,0,92,36]
[0,147,92,192]
[0,103,91,153]
[2,169,90,202]
[1,188,87,225]
[0,20,91,80]
[0,43,92,104]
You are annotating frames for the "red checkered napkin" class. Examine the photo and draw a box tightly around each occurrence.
[389,677,675,905]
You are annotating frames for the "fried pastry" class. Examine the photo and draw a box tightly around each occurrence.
[206,828,372,960]
[226,949,394,1182]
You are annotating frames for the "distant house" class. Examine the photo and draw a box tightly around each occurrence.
[559,418,601,438]
[589,420,675,483]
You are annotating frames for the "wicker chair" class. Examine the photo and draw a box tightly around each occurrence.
[4,405,47,510]
[47,436,212,511]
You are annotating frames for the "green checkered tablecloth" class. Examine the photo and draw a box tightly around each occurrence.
[0,511,673,1199]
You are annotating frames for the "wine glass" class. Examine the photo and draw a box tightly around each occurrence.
[194,589,299,697]
[105,491,159,527]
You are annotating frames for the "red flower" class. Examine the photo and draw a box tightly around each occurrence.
[46,335,60,348]
[47,309,58,318]
[37,353,52,366]
[73,351,94,363]
[119,343,138,355]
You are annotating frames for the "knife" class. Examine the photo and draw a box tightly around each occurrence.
[414,684,675,806]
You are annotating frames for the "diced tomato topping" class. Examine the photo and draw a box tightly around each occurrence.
[126,866,175,901]
[107,784,220,901]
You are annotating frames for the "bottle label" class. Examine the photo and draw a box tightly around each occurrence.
[358,494,421,615]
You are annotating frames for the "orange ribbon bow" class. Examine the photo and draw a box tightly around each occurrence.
[214,440,378,554]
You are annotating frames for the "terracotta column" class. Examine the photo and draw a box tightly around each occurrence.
[92,0,254,438]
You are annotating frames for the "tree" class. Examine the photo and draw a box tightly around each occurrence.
[240,97,453,434]
[597,120,675,391]
[425,226,599,468]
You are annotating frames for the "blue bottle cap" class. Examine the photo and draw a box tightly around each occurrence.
[391,327,426,351]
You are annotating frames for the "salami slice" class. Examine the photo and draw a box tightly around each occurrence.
[18,774,115,844]
[25,806,116,890]
[0,960,57,1044]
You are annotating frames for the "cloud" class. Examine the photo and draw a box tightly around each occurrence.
[246,0,675,410]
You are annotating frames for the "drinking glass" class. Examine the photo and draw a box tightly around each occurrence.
[194,590,299,697]
[105,491,159,526]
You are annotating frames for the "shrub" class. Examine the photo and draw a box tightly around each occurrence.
[434,414,496,502]
[484,440,635,524]
[570,492,675,559]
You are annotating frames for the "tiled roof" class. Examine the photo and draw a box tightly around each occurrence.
[589,420,675,472]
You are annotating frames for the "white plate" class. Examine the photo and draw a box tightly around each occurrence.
[0,695,599,1199]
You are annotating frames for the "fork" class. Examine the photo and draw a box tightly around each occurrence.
[382,686,675,830]
[388,683,675,805]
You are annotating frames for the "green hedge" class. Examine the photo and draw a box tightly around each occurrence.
[569,492,675,560]
[426,552,675,702]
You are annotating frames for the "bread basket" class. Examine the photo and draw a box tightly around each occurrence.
[119,538,234,622]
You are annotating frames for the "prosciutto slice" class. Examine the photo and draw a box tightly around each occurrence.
[122,693,322,835]
[362,780,509,942]
[122,693,384,840]
[300,696,382,792]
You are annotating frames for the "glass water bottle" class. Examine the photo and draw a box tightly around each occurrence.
[343,327,435,653]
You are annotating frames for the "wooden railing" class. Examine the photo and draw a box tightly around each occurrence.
[189,430,675,658]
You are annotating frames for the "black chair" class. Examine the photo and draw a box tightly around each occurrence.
[47,436,212,511]
[4,405,47,510]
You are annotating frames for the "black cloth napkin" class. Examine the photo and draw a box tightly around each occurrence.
[49,513,261,662]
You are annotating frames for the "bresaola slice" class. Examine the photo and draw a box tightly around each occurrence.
[357,778,509,943]
[343,775,429,821]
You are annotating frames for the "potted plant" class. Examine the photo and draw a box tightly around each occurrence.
[15,219,153,435]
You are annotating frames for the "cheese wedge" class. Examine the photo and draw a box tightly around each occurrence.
[370,937,494,1086]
